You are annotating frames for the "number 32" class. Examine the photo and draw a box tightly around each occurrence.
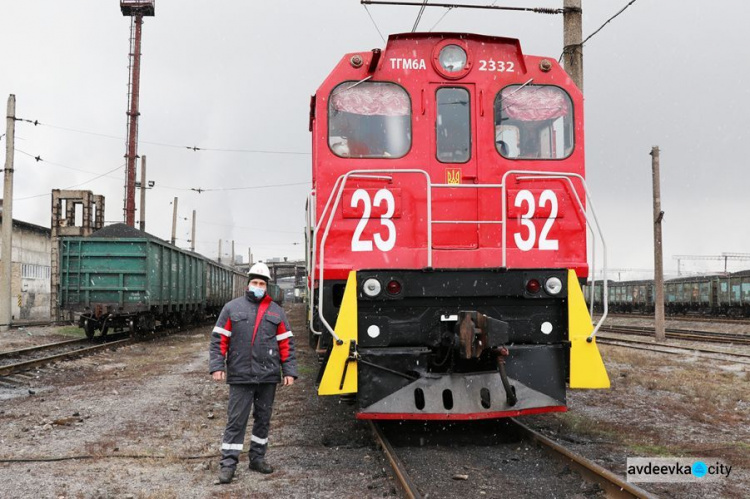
[513,189,559,251]
[351,189,396,252]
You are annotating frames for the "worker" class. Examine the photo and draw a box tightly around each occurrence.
[209,262,297,484]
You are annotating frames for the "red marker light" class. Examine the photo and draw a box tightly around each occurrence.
[386,280,402,295]
[526,279,541,294]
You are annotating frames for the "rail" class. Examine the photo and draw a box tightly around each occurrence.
[311,170,608,340]
[0,337,131,377]
[512,420,656,499]
[370,419,654,499]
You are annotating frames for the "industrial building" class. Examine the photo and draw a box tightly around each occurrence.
[0,212,52,322]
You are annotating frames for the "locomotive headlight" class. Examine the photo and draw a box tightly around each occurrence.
[545,277,563,295]
[438,44,467,73]
[363,278,382,297]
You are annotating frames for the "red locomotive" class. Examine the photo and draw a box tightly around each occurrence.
[306,33,609,420]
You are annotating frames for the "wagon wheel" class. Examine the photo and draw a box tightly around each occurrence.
[84,319,97,340]
[100,324,109,337]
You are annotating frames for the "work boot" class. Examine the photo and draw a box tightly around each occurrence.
[249,459,274,474]
[218,467,235,484]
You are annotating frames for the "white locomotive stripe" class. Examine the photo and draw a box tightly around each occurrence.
[221,443,244,451]
[213,326,231,337]
[251,435,268,445]
[276,331,293,341]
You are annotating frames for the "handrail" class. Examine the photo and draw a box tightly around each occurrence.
[311,169,608,342]
[306,192,319,336]
[308,175,396,336]
[501,171,608,339]
[316,170,432,339]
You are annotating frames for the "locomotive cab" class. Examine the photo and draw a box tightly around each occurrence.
[307,33,609,420]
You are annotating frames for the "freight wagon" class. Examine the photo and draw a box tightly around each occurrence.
[585,271,750,317]
[58,224,278,338]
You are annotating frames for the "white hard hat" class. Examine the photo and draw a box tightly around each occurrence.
[248,262,271,281]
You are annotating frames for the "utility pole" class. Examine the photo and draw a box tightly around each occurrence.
[139,155,147,232]
[231,240,235,268]
[1,95,16,331]
[170,197,178,245]
[191,210,196,252]
[651,146,665,342]
[563,0,583,91]
[218,240,222,264]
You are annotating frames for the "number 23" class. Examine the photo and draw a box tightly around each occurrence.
[351,189,396,252]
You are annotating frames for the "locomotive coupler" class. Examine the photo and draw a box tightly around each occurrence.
[493,347,518,407]
[456,311,509,359]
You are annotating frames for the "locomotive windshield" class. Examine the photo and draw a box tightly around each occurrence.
[495,85,574,159]
[328,81,411,159]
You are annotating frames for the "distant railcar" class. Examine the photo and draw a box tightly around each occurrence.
[608,280,653,314]
[584,271,750,317]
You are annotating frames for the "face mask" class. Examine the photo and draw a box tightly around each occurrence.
[248,285,265,299]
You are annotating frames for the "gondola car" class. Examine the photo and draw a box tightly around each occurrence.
[586,271,750,317]
[58,224,280,338]
[306,33,609,420]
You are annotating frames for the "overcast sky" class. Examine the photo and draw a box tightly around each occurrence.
[1,1,749,277]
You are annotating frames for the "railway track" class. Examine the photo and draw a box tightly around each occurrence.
[0,320,212,379]
[597,336,750,365]
[599,324,750,345]
[0,334,131,377]
[8,320,58,329]
[607,313,750,326]
[369,419,655,499]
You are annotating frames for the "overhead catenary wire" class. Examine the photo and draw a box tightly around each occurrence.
[428,0,505,31]
[428,6,454,32]
[582,0,638,46]
[13,148,123,180]
[199,219,301,235]
[190,181,309,193]
[559,0,639,62]
[362,3,387,43]
[14,118,310,156]
[361,1,564,15]
[13,145,308,199]
[155,181,309,194]
[412,0,429,32]
[15,163,126,201]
